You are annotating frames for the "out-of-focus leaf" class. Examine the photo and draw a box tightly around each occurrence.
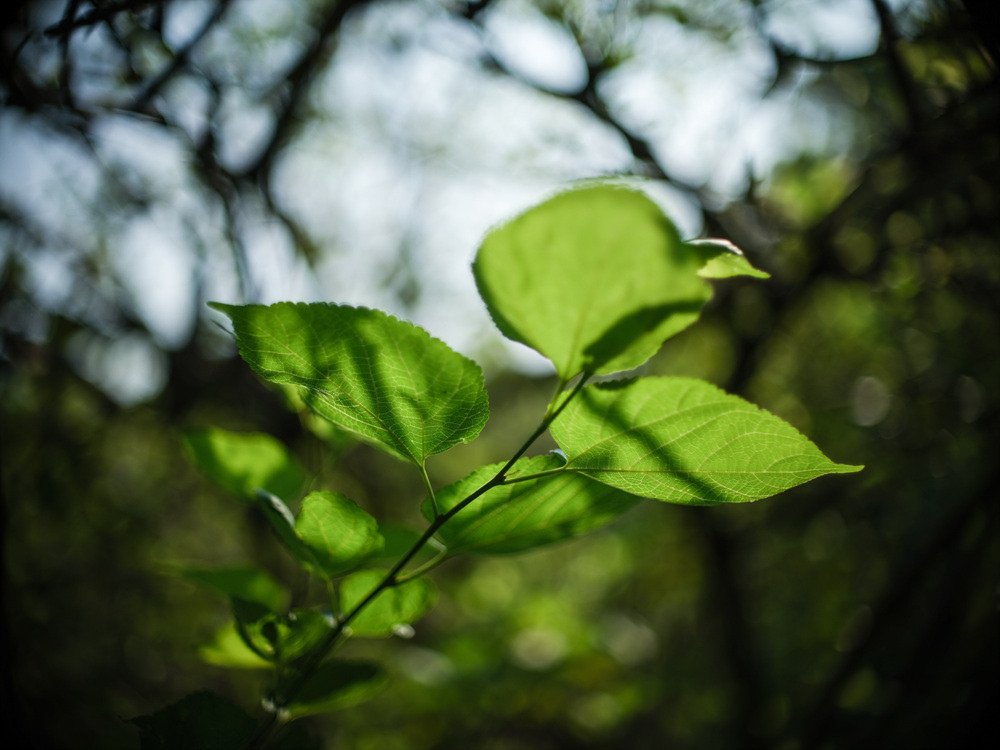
[340,570,436,637]
[198,622,273,670]
[255,490,323,575]
[183,428,304,502]
[279,609,336,665]
[209,302,489,465]
[552,377,862,505]
[295,491,383,578]
[280,660,388,719]
[129,691,255,750]
[168,563,290,612]
[473,184,711,378]
[423,455,641,554]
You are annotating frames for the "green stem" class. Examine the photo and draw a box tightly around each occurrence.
[244,372,592,749]
[395,546,449,583]
[420,462,439,518]
[500,466,569,485]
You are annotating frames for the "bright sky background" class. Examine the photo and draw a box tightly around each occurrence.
[0,0,928,403]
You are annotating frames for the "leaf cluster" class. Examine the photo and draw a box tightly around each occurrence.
[146,184,859,748]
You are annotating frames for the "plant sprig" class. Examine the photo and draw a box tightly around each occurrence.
[138,183,860,750]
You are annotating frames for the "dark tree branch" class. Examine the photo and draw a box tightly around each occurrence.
[793,471,999,750]
[240,0,374,188]
[131,0,235,112]
[870,0,926,136]
[44,0,167,38]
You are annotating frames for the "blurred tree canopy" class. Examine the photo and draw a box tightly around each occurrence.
[1,1,997,748]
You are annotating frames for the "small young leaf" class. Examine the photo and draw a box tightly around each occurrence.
[551,377,862,505]
[255,490,325,574]
[340,570,436,637]
[169,564,291,613]
[295,491,384,578]
[183,428,304,502]
[687,238,771,279]
[281,660,388,719]
[209,302,489,465]
[129,691,255,750]
[199,622,273,670]
[474,184,712,378]
[424,455,641,555]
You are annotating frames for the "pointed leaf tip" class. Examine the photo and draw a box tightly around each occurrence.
[552,377,861,505]
[687,239,770,279]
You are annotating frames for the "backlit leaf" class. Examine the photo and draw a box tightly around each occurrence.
[551,377,862,505]
[183,428,304,502]
[295,491,384,578]
[424,455,641,554]
[255,490,323,575]
[474,184,712,378]
[199,622,272,670]
[340,570,436,637]
[210,302,489,465]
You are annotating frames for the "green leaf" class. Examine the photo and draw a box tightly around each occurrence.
[199,622,273,670]
[340,570,436,637]
[551,377,862,505]
[278,609,336,665]
[209,302,489,465]
[169,564,291,612]
[255,490,324,575]
[281,660,388,719]
[424,455,641,555]
[129,691,255,750]
[200,609,336,669]
[183,428,304,502]
[252,490,383,580]
[687,238,771,279]
[295,491,384,578]
[473,184,712,378]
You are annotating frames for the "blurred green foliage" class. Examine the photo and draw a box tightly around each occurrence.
[2,1,997,749]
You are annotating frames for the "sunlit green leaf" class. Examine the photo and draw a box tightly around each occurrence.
[295,491,384,578]
[281,661,388,719]
[255,490,323,574]
[129,691,255,750]
[340,570,436,637]
[473,184,711,378]
[552,377,862,505]
[183,428,304,502]
[209,302,489,464]
[424,455,641,554]
[199,622,272,670]
[687,238,770,279]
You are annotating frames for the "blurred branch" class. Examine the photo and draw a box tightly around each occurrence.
[793,469,999,749]
[448,2,732,240]
[131,0,235,112]
[241,0,374,189]
[870,0,925,136]
[690,509,765,750]
[44,0,167,38]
